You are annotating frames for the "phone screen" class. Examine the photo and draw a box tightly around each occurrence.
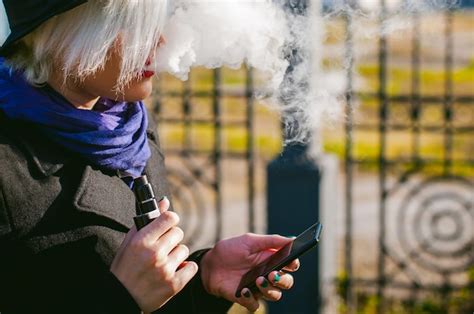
[235,222,322,297]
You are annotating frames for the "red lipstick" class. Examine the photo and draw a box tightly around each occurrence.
[142,70,155,78]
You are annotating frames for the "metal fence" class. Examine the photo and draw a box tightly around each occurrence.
[151,1,473,313]
[151,68,258,248]
[342,1,474,313]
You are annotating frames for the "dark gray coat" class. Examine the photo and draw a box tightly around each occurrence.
[0,111,232,313]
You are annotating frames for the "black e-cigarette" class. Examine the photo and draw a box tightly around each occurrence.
[133,175,162,230]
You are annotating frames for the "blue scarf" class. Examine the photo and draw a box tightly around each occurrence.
[0,62,151,178]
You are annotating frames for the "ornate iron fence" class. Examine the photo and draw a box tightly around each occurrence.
[342,1,474,313]
[150,0,473,313]
[151,68,259,249]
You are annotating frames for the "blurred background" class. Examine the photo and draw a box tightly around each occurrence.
[146,0,473,313]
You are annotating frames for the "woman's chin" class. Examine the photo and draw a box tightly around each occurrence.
[122,81,153,102]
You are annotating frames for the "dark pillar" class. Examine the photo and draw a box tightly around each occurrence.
[267,0,320,312]
[267,144,320,314]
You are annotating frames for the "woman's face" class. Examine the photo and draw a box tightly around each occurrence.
[78,41,157,103]
[50,36,162,109]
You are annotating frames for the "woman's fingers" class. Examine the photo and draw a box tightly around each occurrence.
[253,271,294,302]
[238,288,260,312]
[158,196,170,214]
[256,277,282,301]
[137,211,180,246]
[167,244,190,270]
[268,271,294,290]
[282,258,300,272]
[154,226,185,257]
[173,261,199,293]
[245,234,292,254]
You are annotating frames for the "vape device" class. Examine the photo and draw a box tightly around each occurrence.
[133,175,162,230]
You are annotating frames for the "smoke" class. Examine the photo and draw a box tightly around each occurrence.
[328,0,456,37]
[156,0,289,87]
[156,0,458,153]
[156,0,337,148]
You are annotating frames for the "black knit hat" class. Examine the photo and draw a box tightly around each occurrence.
[0,0,87,56]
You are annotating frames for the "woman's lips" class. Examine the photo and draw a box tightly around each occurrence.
[142,70,155,78]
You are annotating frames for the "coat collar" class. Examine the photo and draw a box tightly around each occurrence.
[0,112,71,176]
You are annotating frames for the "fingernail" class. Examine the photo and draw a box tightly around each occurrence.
[260,278,269,288]
[285,235,297,238]
[273,273,281,283]
[243,289,251,298]
[158,196,169,212]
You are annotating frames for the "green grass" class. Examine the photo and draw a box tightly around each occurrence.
[158,66,253,92]
[322,59,474,176]
[160,123,282,158]
[336,268,474,314]
[357,59,474,96]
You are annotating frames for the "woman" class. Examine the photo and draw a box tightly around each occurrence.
[0,1,300,313]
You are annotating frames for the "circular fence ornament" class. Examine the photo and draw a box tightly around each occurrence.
[397,176,473,274]
[166,166,215,248]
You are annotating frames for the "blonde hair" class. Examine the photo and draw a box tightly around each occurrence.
[5,0,168,90]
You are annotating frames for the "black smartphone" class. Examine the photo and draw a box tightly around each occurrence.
[235,222,323,298]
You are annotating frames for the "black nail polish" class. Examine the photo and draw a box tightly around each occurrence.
[243,290,251,298]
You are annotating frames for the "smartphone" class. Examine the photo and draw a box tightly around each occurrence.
[235,222,323,298]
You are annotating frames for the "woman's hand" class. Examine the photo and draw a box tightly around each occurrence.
[200,233,300,312]
[110,198,198,312]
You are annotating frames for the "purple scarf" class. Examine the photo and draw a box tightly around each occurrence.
[0,62,151,178]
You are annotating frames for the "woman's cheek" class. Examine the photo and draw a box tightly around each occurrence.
[123,79,154,102]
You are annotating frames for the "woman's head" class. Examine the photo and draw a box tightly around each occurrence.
[4,0,168,103]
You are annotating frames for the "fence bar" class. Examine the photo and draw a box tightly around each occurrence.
[354,94,474,103]
[376,0,388,312]
[246,67,256,233]
[344,0,356,312]
[182,76,192,156]
[158,90,474,104]
[411,9,422,169]
[443,6,455,175]
[213,69,223,243]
